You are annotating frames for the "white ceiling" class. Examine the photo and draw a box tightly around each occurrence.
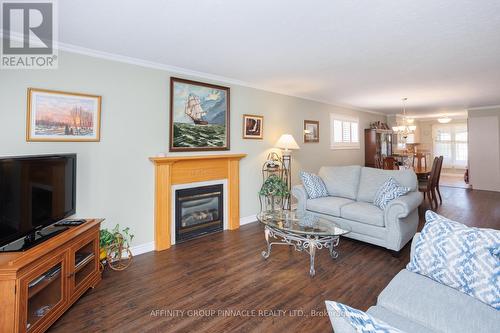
[58,0,500,115]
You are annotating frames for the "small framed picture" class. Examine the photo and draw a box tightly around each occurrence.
[242,114,264,139]
[27,88,102,142]
[304,120,319,143]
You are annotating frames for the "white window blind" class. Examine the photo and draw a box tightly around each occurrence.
[432,123,468,168]
[330,114,360,149]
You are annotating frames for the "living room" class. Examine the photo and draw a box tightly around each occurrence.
[0,1,499,333]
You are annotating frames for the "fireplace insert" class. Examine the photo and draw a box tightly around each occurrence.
[175,184,223,243]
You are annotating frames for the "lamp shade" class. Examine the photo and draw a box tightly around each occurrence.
[275,134,300,150]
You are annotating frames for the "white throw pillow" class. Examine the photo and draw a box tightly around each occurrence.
[407,211,500,310]
[325,301,404,333]
[373,177,410,210]
[299,171,328,199]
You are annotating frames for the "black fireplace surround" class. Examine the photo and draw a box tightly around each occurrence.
[175,184,223,243]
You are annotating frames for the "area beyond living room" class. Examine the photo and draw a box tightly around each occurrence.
[0,1,499,333]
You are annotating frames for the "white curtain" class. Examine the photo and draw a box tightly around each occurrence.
[432,122,468,168]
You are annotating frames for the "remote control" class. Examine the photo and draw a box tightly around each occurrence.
[54,219,87,227]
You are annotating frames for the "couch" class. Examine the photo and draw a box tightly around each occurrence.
[292,165,423,251]
[326,233,500,333]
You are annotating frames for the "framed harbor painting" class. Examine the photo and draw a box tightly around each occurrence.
[170,77,230,151]
[27,88,102,142]
[242,114,263,139]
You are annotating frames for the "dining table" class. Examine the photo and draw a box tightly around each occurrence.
[413,166,432,179]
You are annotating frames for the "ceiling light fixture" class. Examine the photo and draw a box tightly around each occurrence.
[391,98,416,139]
[437,117,452,124]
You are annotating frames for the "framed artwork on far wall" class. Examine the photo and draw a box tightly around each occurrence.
[27,88,102,142]
[242,114,263,139]
[170,77,230,152]
[304,120,319,143]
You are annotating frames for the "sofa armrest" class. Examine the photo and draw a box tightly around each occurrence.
[384,191,423,219]
[384,191,423,251]
[291,185,308,212]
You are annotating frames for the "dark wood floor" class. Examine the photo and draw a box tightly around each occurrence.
[49,187,499,333]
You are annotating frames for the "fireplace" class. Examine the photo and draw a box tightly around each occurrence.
[175,184,223,243]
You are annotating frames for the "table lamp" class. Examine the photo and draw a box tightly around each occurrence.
[275,134,300,209]
[275,134,300,155]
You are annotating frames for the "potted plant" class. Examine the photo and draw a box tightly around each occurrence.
[99,224,134,271]
[259,174,289,212]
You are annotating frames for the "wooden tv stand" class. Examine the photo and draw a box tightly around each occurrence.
[0,219,103,333]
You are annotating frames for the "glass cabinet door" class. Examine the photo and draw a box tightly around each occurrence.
[70,236,98,296]
[21,254,66,332]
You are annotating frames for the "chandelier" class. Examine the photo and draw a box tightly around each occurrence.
[392,98,416,139]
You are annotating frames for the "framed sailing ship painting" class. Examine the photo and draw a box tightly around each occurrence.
[26,88,102,142]
[170,77,230,151]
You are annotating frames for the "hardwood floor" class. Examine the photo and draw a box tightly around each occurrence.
[49,187,499,333]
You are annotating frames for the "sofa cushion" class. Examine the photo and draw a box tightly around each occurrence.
[306,197,354,217]
[299,171,328,199]
[357,167,417,203]
[341,202,384,227]
[318,165,361,200]
[367,306,434,333]
[407,211,500,310]
[378,269,500,333]
[373,177,411,210]
[325,301,404,333]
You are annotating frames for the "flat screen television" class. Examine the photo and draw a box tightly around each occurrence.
[0,154,76,250]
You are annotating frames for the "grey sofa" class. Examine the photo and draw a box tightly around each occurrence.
[326,234,500,333]
[292,166,423,251]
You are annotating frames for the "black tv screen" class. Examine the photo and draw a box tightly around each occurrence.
[0,154,76,247]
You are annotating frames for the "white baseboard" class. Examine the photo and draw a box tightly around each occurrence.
[129,241,155,256]
[240,214,258,226]
[128,215,258,256]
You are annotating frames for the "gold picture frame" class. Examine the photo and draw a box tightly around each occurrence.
[242,114,264,139]
[27,88,102,142]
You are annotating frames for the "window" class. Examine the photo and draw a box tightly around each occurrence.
[432,123,468,169]
[330,114,360,149]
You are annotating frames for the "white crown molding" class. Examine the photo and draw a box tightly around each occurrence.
[467,105,500,111]
[0,29,382,115]
[54,41,382,115]
[386,110,468,119]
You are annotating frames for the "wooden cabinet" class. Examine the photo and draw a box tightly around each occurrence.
[0,219,103,333]
[365,129,394,168]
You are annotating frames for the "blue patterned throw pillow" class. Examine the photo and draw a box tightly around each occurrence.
[373,177,410,210]
[325,301,404,333]
[299,171,328,199]
[407,211,500,310]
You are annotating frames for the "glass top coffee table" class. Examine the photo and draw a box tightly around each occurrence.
[257,210,351,277]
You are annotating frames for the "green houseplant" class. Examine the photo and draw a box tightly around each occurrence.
[99,224,134,270]
[259,174,289,211]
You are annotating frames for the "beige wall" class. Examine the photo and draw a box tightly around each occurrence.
[415,118,468,156]
[0,51,385,246]
[468,108,500,192]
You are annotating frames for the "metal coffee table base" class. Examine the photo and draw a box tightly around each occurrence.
[261,225,340,277]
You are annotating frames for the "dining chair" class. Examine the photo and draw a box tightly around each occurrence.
[418,157,439,210]
[435,156,444,205]
[412,152,427,169]
[374,154,383,169]
[383,157,399,170]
